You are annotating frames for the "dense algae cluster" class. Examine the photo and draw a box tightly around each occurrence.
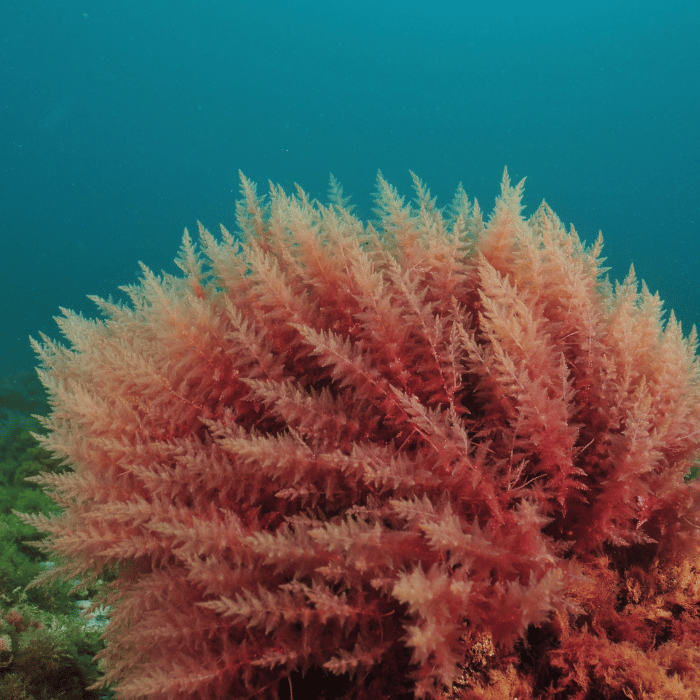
[8,172,700,699]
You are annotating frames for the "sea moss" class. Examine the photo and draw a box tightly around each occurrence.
[0,378,112,700]
[0,602,111,700]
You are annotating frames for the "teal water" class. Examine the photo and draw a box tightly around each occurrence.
[1,0,698,373]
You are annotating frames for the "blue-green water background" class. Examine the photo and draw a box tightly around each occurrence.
[1,0,698,374]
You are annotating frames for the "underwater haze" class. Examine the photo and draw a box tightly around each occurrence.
[1,0,698,374]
